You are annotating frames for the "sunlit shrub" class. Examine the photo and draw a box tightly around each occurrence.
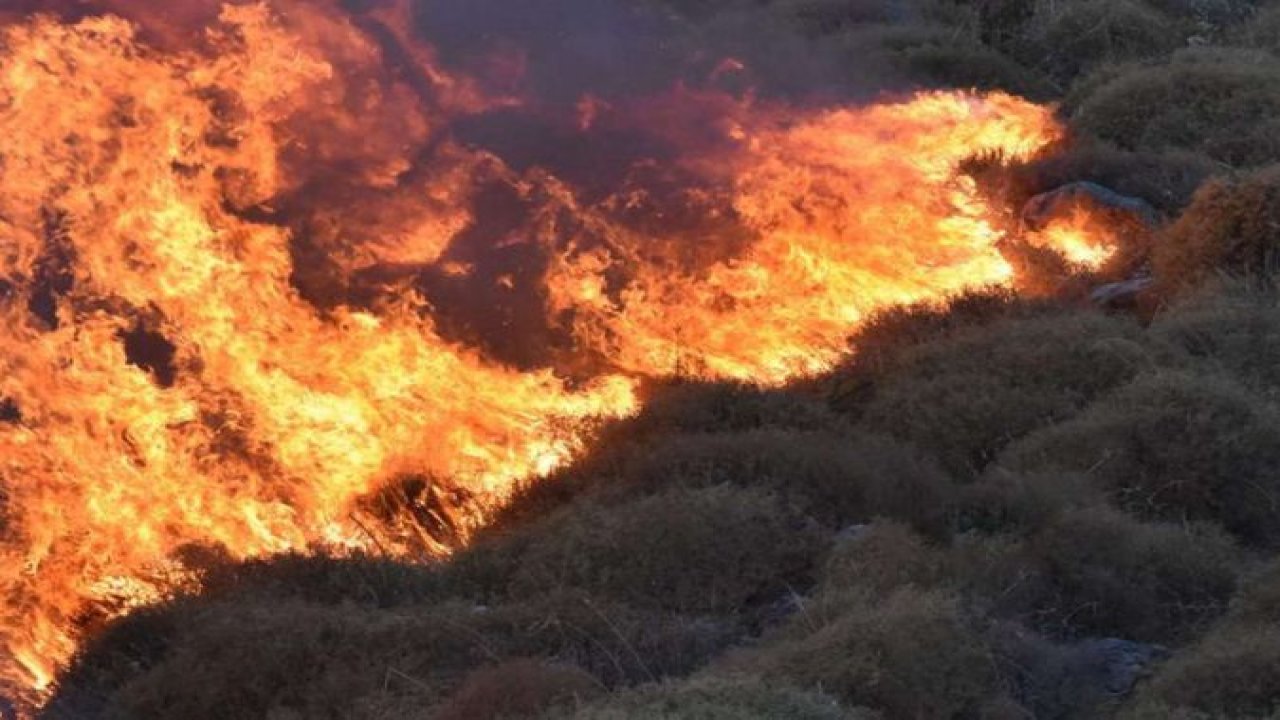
[1154,165,1280,288]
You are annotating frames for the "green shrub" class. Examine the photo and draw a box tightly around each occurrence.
[1019,507,1241,641]
[600,428,956,535]
[1123,623,1280,718]
[1151,285,1280,395]
[1070,50,1280,167]
[1233,556,1280,623]
[1007,140,1217,214]
[954,470,1104,535]
[837,24,1055,97]
[849,309,1157,478]
[548,676,874,720]
[731,588,1000,718]
[1031,0,1183,84]
[499,485,826,615]
[1154,166,1280,288]
[49,591,739,720]
[817,521,945,599]
[1002,371,1280,546]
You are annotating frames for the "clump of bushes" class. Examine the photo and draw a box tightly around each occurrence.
[489,484,826,615]
[1069,49,1280,167]
[587,427,956,535]
[1016,508,1242,641]
[1030,0,1184,84]
[434,659,602,720]
[1122,623,1280,718]
[844,308,1157,478]
[549,676,873,720]
[1002,371,1280,546]
[1154,165,1280,288]
[730,588,1002,718]
[1151,285,1280,396]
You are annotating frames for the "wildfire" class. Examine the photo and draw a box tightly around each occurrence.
[0,0,1116,711]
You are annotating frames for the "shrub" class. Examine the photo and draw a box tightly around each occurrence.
[600,428,955,535]
[1154,165,1280,289]
[1069,50,1280,167]
[1123,623,1280,718]
[849,309,1157,478]
[731,588,1000,718]
[548,676,874,720]
[1002,371,1280,546]
[1018,507,1241,641]
[434,659,601,720]
[1151,285,1280,395]
[816,521,945,599]
[499,485,826,616]
[1030,0,1183,84]
[1006,140,1217,214]
[48,591,740,720]
[1233,556,1280,623]
[954,470,1104,535]
[837,24,1055,98]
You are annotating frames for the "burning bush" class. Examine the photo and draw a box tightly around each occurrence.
[1154,166,1280,289]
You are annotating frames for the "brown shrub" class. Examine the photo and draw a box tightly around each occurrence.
[433,659,601,720]
[1155,165,1280,289]
[1069,50,1280,167]
[732,588,1000,718]
[1002,371,1280,546]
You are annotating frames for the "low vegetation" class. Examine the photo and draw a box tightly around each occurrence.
[43,0,1280,718]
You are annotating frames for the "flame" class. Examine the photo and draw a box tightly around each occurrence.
[0,2,1115,710]
[1027,206,1122,268]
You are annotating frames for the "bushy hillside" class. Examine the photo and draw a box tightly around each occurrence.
[42,1,1280,718]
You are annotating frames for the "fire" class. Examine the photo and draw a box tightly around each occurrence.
[0,1,1115,711]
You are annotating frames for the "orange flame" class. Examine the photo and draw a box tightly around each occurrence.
[0,2,1115,710]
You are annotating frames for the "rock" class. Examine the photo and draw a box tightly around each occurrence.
[1023,181,1160,231]
[991,624,1169,718]
[1073,638,1169,697]
[1090,275,1155,308]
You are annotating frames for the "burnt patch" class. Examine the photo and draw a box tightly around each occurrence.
[119,323,178,388]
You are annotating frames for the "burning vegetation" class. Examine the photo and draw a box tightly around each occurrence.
[2,0,1277,718]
